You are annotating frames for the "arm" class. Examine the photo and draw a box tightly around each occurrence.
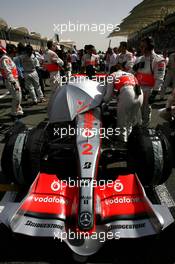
[103,78,114,102]
[34,57,40,68]
[149,58,166,104]
[153,59,166,91]
[95,55,99,67]
[125,53,134,72]
[57,57,64,67]
[81,55,86,72]
[51,53,64,67]
[1,58,16,83]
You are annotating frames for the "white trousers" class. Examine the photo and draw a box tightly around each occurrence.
[5,80,23,116]
[140,86,152,128]
[117,85,143,141]
[25,71,44,102]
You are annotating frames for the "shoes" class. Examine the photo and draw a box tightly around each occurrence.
[39,98,47,103]
[29,98,46,105]
[10,111,24,120]
[30,101,38,106]
[16,111,24,116]
[10,110,24,116]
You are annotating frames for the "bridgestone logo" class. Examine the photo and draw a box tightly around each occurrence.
[25,220,63,230]
[108,223,145,230]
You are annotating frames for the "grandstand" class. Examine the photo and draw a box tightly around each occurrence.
[0,18,47,50]
[109,0,175,53]
[0,18,75,51]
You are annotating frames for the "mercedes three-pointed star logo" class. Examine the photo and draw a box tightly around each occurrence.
[79,212,92,227]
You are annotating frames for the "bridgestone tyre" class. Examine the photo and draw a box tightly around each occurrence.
[21,123,48,185]
[156,122,175,168]
[1,122,48,185]
[127,126,173,186]
[1,121,28,183]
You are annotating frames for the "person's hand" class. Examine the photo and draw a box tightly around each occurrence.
[101,102,108,112]
[15,85,20,91]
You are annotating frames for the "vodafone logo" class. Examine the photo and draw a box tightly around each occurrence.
[77,100,84,106]
[105,196,143,205]
[82,129,95,138]
[33,196,68,204]
[51,180,61,191]
[114,180,124,192]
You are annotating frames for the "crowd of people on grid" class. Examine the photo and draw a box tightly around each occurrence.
[0,37,175,141]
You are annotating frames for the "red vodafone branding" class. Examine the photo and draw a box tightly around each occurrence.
[32,195,69,205]
[114,180,124,192]
[105,196,143,205]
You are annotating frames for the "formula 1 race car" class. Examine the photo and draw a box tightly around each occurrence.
[0,77,174,262]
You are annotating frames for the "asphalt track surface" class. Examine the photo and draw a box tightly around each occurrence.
[0,83,175,264]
